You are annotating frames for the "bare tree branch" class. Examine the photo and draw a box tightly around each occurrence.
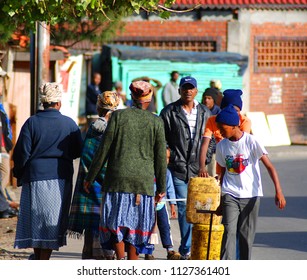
[59,24,103,48]
[157,4,201,13]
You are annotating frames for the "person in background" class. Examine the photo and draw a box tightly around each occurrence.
[201,88,221,177]
[160,76,212,260]
[199,89,251,179]
[201,87,221,115]
[114,81,127,109]
[68,91,120,260]
[210,79,223,107]
[13,82,82,260]
[0,187,18,219]
[162,71,180,107]
[132,76,162,114]
[145,149,181,260]
[0,102,18,210]
[215,104,286,260]
[86,72,101,125]
[84,81,166,260]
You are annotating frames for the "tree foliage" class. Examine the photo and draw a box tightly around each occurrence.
[0,0,176,47]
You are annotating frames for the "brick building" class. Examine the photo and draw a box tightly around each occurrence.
[2,1,307,143]
[112,0,307,144]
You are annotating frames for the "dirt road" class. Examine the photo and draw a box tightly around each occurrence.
[0,217,32,260]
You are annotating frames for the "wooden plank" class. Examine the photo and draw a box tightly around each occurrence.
[267,114,291,146]
[245,111,272,147]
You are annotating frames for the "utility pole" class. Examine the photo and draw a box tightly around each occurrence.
[30,22,50,115]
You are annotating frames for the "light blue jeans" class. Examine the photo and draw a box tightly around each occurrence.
[172,176,192,256]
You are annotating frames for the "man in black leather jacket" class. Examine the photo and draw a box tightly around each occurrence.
[160,76,212,259]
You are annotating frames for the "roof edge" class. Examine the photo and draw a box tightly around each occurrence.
[171,4,307,10]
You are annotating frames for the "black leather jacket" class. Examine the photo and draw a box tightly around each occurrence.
[160,99,213,182]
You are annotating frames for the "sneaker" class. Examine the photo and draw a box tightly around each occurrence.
[167,251,181,260]
[145,254,155,260]
[180,252,191,260]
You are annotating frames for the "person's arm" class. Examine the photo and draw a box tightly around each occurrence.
[154,119,167,198]
[169,204,176,219]
[260,155,286,210]
[198,136,211,177]
[131,77,146,82]
[167,174,177,218]
[199,117,215,177]
[214,143,225,215]
[12,121,32,179]
[215,166,225,216]
[219,166,225,186]
[166,171,176,202]
[150,78,162,91]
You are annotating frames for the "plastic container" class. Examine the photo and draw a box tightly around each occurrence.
[186,176,222,225]
[191,223,224,260]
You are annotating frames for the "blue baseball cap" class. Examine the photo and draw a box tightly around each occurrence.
[179,76,197,88]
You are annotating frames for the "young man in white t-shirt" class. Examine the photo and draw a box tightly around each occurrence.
[215,104,286,260]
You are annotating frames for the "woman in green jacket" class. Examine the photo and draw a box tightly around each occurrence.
[84,81,166,260]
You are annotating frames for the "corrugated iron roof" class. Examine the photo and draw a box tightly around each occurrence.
[172,0,307,8]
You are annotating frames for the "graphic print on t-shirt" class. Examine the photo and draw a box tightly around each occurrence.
[225,154,249,175]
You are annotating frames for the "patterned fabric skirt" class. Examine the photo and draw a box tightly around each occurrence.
[14,179,72,250]
[67,163,109,259]
[68,180,103,236]
[99,192,155,254]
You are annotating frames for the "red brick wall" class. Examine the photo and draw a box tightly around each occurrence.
[117,20,228,51]
[250,23,307,143]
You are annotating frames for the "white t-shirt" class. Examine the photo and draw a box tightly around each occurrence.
[216,132,267,198]
[182,100,198,141]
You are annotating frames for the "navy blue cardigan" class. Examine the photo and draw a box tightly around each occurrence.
[13,109,82,185]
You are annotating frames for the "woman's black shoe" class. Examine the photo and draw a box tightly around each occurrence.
[0,207,18,218]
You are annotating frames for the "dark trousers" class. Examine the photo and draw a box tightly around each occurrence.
[157,204,173,248]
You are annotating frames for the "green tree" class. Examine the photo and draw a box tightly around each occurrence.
[0,0,177,47]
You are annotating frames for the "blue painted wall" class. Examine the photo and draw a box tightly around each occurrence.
[111,57,243,114]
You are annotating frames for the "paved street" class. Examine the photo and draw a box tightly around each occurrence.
[252,145,307,260]
[50,145,307,260]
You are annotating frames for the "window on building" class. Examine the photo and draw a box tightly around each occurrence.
[112,37,219,52]
[255,37,307,72]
